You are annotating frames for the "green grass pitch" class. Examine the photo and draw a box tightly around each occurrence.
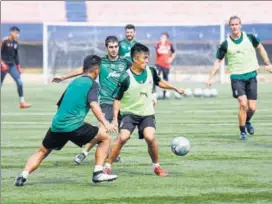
[1,83,272,204]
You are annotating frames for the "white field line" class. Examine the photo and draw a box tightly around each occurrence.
[1,121,272,126]
[2,108,272,116]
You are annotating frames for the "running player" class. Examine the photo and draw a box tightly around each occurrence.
[52,36,131,164]
[118,24,138,63]
[206,16,272,140]
[1,26,31,108]
[103,43,184,176]
[15,55,118,187]
[155,32,176,99]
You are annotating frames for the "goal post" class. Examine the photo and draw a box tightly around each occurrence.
[42,22,226,84]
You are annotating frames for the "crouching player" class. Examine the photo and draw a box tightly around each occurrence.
[104,43,184,176]
[15,55,118,186]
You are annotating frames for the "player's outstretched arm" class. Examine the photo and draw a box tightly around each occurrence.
[206,59,222,87]
[112,100,120,128]
[158,80,184,95]
[90,101,116,133]
[52,67,83,83]
[256,44,272,72]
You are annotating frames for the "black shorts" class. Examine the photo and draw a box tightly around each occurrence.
[101,104,113,122]
[119,114,156,139]
[155,65,170,81]
[42,123,99,150]
[231,77,257,100]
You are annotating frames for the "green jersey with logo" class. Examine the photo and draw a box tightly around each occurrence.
[119,39,138,63]
[99,55,131,105]
[216,32,260,80]
[51,76,99,132]
[114,66,161,116]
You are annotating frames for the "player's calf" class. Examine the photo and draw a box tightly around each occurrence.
[104,130,130,174]
[92,129,119,182]
[143,127,168,177]
[15,145,51,186]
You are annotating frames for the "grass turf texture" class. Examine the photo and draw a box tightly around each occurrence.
[1,83,272,204]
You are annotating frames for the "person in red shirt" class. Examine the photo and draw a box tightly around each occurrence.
[155,32,176,99]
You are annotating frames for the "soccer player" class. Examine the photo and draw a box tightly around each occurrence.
[206,16,272,140]
[1,26,31,108]
[15,55,118,187]
[103,43,184,177]
[155,32,176,99]
[52,36,131,164]
[118,24,138,63]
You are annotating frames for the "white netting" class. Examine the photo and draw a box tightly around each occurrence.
[44,24,223,84]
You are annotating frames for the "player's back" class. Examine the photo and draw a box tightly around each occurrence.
[51,76,94,132]
[99,56,130,105]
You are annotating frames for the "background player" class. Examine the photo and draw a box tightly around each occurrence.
[206,16,272,140]
[15,55,118,186]
[104,43,184,177]
[52,36,131,164]
[1,26,31,108]
[118,24,138,63]
[155,32,176,99]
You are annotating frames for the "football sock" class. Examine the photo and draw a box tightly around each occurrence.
[94,165,104,173]
[104,163,111,168]
[152,163,160,169]
[21,171,29,179]
[246,111,254,123]
[19,97,25,103]
[239,126,246,133]
[82,150,89,156]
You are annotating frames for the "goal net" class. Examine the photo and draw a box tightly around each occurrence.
[43,23,225,84]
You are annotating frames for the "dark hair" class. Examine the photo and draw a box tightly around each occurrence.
[130,43,149,62]
[125,24,135,30]
[105,36,119,47]
[229,16,241,25]
[83,55,101,73]
[10,26,20,32]
[161,32,169,38]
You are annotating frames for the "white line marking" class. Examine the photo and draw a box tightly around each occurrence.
[2,108,272,116]
[2,122,272,126]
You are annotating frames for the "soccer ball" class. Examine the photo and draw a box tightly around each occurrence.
[184,88,193,97]
[202,88,211,98]
[210,88,218,97]
[174,92,183,99]
[165,91,171,99]
[157,91,164,99]
[193,88,203,97]
[171,136,190,156]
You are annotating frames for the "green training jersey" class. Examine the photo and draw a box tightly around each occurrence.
[51,76,99,132]
[114,66,161,116]
[216,32,260,80]
[118,39,138,63]
[99,55,131,105]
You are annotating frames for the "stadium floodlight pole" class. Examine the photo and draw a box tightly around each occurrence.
[219,21,226,84]
[43,22,49,84]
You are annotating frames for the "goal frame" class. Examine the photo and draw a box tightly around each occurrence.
[42,22,226,84]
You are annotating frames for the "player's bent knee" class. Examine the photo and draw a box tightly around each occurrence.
[96,128,111,141]
[248,103,256,112]
[118,130,131,145]
[38,145,51,157]
[238,98,247,110]
[144,135,156,145]
[239,103,247,110]
[249,106,256,112]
